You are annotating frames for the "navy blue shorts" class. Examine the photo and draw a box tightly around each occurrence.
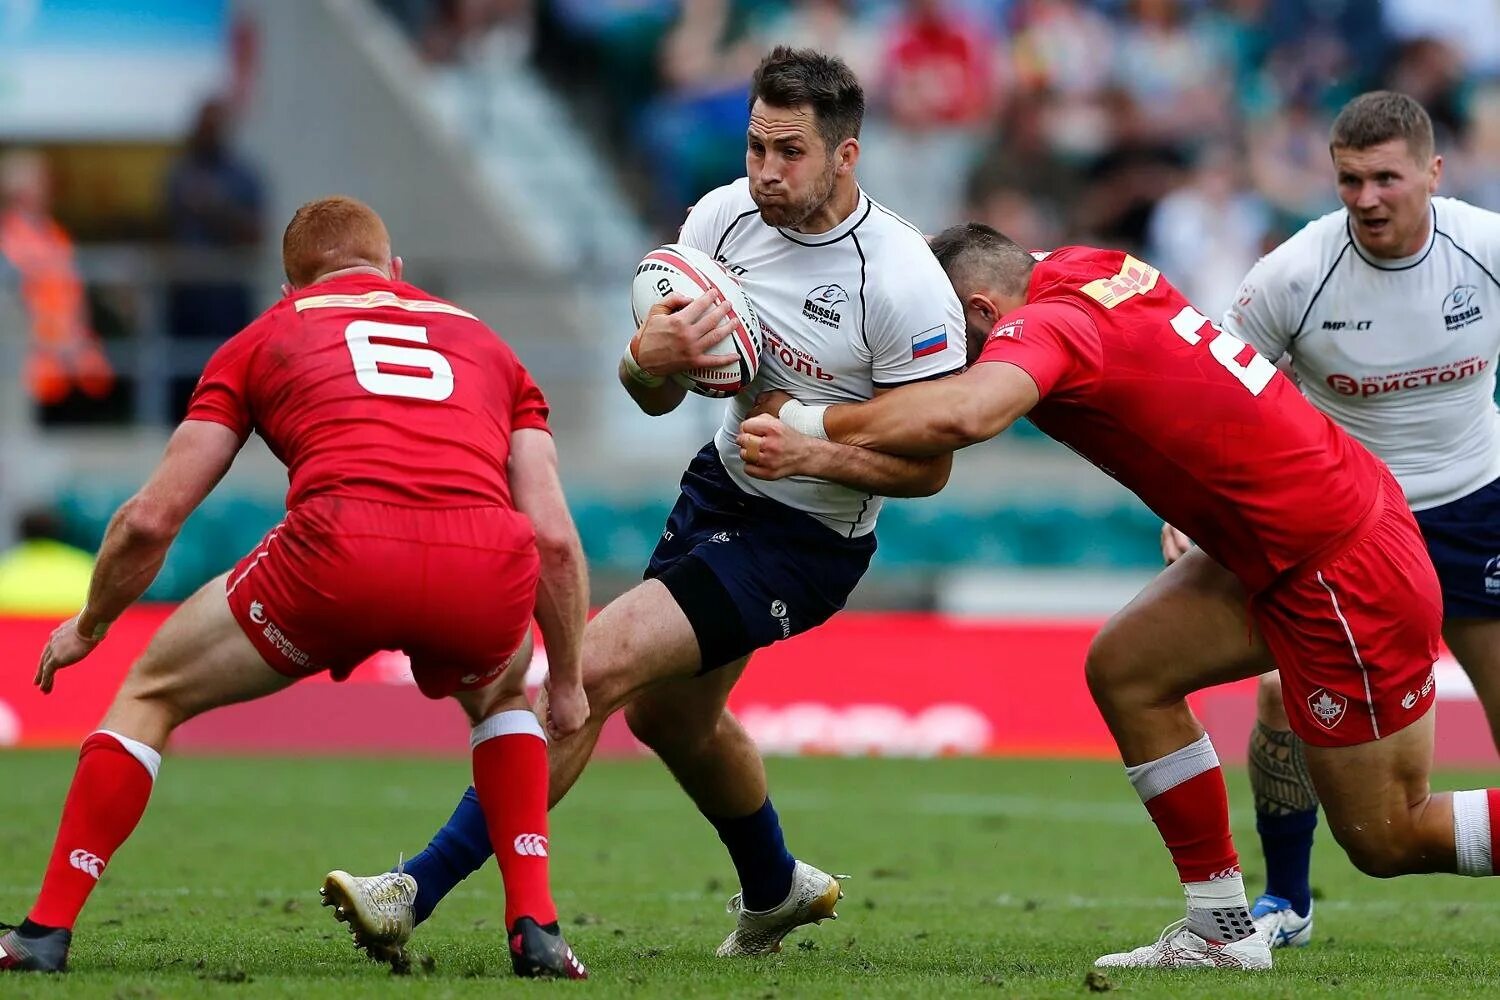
[1413,474,1500,619]
[645,443,877,672]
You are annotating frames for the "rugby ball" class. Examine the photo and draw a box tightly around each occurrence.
[631,243,760,398]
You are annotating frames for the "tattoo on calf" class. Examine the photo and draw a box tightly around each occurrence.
[1248,721,1319,816]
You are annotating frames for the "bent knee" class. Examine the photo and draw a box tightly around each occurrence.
[1340,840,1413,879]
[1332,824,1432,878]
[1085,633,1164,710]
[624,698,717,753]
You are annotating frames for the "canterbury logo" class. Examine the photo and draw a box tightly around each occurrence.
[1207,865,1242,881]
[513,833,549,857]
[69,849,105,879]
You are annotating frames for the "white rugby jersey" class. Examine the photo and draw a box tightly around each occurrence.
[679,178,966,536]
[1223,197,1500,509]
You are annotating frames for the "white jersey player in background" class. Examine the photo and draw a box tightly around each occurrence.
[322,46,966,962]
[1163,91,1500,949]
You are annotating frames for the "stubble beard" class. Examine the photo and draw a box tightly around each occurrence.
[753,162,838,230]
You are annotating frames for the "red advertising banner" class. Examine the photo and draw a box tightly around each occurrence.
[0,609,1493,765]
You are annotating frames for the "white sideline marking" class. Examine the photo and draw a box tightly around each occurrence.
[0,884,1495,915]
[992,893,1500,914]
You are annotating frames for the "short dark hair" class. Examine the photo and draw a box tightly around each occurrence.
[1329,91,1435,161]
[749,46,864,150]
[929,223,1035,299]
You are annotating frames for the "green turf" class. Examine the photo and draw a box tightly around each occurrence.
[2,751,1498,997]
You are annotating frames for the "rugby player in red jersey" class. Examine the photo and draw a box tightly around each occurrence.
[0,197,588,979]
[738,223,1500,971]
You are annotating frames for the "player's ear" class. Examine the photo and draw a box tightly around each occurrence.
[390,256,404,281]
[280,282,293,298]
[837,137,859,176]
[1429,154,1443,193]
[968,293,998,325]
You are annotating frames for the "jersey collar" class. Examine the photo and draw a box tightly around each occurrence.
[1347,203,1437,270]
[775,189,872,247]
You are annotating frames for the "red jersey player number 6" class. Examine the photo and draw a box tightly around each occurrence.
[342,319,455,401]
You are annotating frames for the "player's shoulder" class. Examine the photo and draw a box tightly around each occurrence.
[1433,196,1500,248]
[854,195,952,300]
[689,178,757,225]
[1027,245,1146,297]
[858,194,929,247]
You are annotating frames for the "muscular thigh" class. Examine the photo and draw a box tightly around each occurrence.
[1303,708,1447,872]
[1090,547,1271,700]
[577,578,708,717]
[109,573,291,727]
[624,655,750,744]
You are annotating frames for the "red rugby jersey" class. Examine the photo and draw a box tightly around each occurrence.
[976,246,1387,593]
[187,273,549,511]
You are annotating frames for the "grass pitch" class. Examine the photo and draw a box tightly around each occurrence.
[2,751,1498,998]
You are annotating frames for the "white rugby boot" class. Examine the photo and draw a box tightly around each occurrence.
[715,860,843,957]
[1094,919,1272,970]
[1251,894,1314,948]
[320,869,417,963]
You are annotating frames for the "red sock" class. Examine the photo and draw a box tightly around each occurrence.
[30,731,158,930]
[1144,767,1241,883]
[471,711,557,929]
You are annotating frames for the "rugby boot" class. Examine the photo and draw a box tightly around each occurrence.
[508,916,587,979]
[0,922,71,973]
[1094,918,1272,970]
[716,860,843,956]
[320,869,416,964]
[1251,894,1314,948]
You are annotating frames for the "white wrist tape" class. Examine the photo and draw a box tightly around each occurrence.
[622,341,665,388]
[779,400,829,440]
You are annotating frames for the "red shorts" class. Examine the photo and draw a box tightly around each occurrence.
[1251,477,1442,747]
[224,496,539,699]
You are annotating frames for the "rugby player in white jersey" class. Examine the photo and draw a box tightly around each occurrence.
[319,46,966,962]
[1161,91,1500,949]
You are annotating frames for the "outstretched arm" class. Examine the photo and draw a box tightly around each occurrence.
[37,419,243,692]
[736,382,954,497]
[823,363,1040,455]
[739,364,1041,488]
[739,432,953,497]
[507,427,590,739]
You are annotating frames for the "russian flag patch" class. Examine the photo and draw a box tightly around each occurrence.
[911,327,948,359]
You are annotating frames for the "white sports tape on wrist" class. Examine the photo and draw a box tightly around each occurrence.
[622,343,665,388]
[779,400,829,440]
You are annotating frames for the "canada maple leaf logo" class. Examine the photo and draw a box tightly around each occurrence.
[1307,689,1347,729]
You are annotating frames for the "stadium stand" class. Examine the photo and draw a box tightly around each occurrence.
[10,0,1500,612]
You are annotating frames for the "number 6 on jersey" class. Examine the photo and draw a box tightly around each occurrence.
[344,320,455,401]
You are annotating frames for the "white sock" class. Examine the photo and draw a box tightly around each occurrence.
[470,709,545,750]
[1124,733,1219,803]
[95,728,162,781]
[1453,790,1493,876]
[1182,872,1254,943]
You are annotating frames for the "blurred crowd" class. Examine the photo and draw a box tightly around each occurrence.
[0,96,262,422]
[378,0,1500,318]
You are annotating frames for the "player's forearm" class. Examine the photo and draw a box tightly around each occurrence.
[532,532,588,688]
[617,360,689,416]
[824,391,986,457]
[799,440,951,498]
[77,499,180,636]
